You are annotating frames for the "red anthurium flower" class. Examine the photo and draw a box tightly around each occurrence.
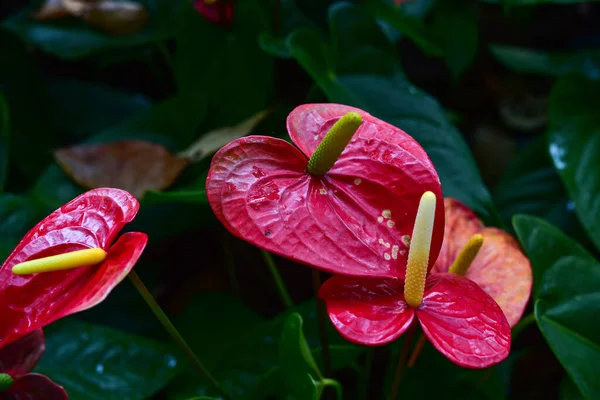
[193,0,234,27]
[0,330,67,399]
[433,198,532,327]
[319,192,512,368]
[0,188,147,350]
[206,103,445,279]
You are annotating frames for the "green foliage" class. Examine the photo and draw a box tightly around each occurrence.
[0,0,599,399]
[35,319,181,400]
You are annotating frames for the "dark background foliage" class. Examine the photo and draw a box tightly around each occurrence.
[0,0,599,399]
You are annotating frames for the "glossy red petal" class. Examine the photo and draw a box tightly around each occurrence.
[319,275,415,345]
[433,198,532,327]
[0,330,44,377]
[207,104,444,278]
[0,188,140,349]
[417,273,511,368]
[6,374,68,400]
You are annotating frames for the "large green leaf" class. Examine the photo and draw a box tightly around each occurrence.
[431,1,478,80]
[548,74,600,251]
[0,30,58,179]
[286,10,492,217]
[535,256,600,399]
[513,215,600,398]
[35,319,181,400]
[0,193,43,262]
[47,78,152,140]
[174,0,273,132]
[513,214,594,298]
[168,297,364,400]
[0,94,8,193]
[362,0,443,57]
[494,136,587,243]
[2,0,185,60]
[490,45,600,79]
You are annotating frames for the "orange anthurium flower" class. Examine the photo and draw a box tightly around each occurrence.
[432,198,533,327]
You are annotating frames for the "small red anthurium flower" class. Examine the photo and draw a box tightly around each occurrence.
[0,188,147,350]
[206,103,445,279]
[193,0,234,27]
[433,198,532,327]
[0,329,67,399]
[319,192,512,369]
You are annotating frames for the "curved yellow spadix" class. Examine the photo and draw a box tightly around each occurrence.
[307,112,363,175]
[449,233,484,276]
[404,191,436,308]
[12,248,107,275]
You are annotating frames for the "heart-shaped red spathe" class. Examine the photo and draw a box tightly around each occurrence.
[0,330,68,399]
[433,198,532,327]
[0,188,147,350]
[319,273,511,368]
[206,103,445,279]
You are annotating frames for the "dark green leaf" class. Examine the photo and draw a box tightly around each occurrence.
[47,78,152,139]
[0,94,8,192]
[561,376,585,400]
[363,0,443,57]
[490,45,600,79]
[2,0,185,60]
[432,1,478,80]
[36,319,180,400]
[548,74,600,251]
[0,30,58,179]
[329,3,402,76]
[0,193,43,261]
[494,136,587,243]
[535,256,600,399]
[279,313,322,381]
[513,215,594,299]
[174,0,273,130]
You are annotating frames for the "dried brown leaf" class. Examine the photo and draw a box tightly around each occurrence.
[32,0,75,20]
[82,1,150,35]
[55,140,189,199]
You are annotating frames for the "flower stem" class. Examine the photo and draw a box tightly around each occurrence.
[313,269,332,378]
[322,378,343,400]
[388,322,417,400]
[407,333,427,368]
[512,312,535,338]
[260,250,293,308]
[358,348,374,399]
[128,271,231,399]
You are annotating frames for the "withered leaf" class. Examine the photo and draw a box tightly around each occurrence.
[82,1,150,36]
[55,140,189,199]
[177,109,271,163]
[33,0,74,20]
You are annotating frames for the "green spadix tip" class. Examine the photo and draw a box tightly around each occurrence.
[307,112,363,175]
[0,374,13,392]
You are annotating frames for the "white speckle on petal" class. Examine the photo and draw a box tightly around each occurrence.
[377,216,384,223]
[384,253,391,260]
[319,188,327,195]
[387,220,395,228]
[382,210,392,219]
[402,235,411,247]
[392,245,399,259]
[354,178,362,185]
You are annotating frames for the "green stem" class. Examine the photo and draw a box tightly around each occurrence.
[220,229,240,298]
[512,312,536,338]
[128,271,231,399]
[388,322,417,400]
[322,378,343,400]
[358,348,374,399]
[260,250,293,308]
[313,269,332,378]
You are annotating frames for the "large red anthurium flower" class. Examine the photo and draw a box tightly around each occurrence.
[319,192,511,368]
[0,330,67,399]
[0,188,147,350]
[206,103,445,279]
